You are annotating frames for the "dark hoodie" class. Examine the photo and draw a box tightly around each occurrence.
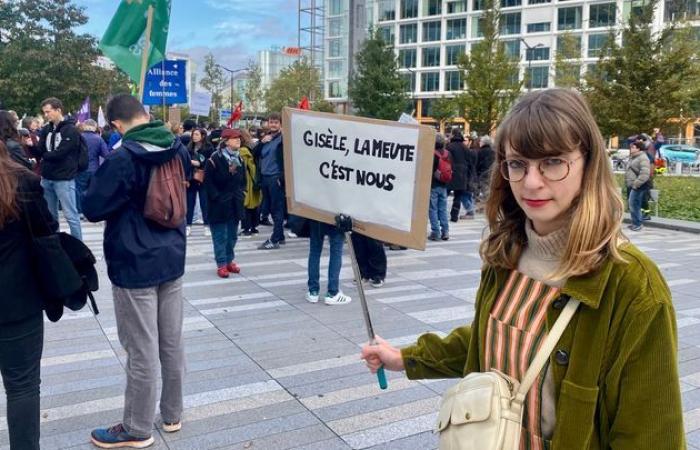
[37,117,81,180]
[82,121,191,289]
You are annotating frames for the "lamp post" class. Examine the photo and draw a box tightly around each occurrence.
[519,39,544,91]
[216,64,248,116]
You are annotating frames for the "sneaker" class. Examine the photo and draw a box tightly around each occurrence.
[459,213,475,220]
[162,421,181,433]
[204,227,211,237]
[251,228,259,234]
[258,239,280,250]
[324,291,352,305]
[305,291,319,303]
[441,232,449,241]
[240,230,252,237]
[91,424,155,449]
[186,226,191,237]
[428,232,440,241]
[370,278,385,288]
[287,231,298,238]
[226,262,241,274]
[217,267,229,278]
[630,225,643,231]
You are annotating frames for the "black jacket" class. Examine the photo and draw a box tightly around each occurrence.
[82,132,191,289]
[477,144,495,179]
[5,138,32,170]
[0,170,58,324]
[204,149,246,224]
[37,118,81,180]
[447,138,476,191]
[188,143,214,184]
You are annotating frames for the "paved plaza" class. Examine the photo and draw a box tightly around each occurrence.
[1,218,700,449]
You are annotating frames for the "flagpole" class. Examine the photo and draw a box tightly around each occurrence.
[138,5,155,104]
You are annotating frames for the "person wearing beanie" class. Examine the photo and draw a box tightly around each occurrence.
[429,133,451,241]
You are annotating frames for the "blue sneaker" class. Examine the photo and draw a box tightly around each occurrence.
[90,424,155,448]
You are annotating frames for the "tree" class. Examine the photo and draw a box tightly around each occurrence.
[0,0,130,115]
[264,58,322,114]
[199,53,227,122]
[430,97,458,132]
[348,28,408,120]
[584,0,700,138]
[312,99,336,113]
[553,32,582,89]
[453,0,522,134]
[244,60,264,118]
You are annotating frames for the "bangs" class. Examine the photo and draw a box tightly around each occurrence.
[496,93,585,160]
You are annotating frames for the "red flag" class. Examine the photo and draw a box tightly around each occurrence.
[227,101,243,127]
[298,96,310,110]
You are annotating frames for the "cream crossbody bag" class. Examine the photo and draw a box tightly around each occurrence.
[436,298,580,450]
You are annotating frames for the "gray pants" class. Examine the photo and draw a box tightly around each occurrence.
[113,277,185,438]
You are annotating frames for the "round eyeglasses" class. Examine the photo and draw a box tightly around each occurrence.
[500,155,584,182]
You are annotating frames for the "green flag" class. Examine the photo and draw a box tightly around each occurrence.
[99,0,171,83]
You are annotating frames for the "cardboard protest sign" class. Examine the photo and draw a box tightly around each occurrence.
[282,107,435,250]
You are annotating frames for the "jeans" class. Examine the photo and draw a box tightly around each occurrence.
[350,234,387,280]
[210,220,239,266]
[186,183,208,225]
[308,222,345,296]
[429,186,449,235]
[41,178,82,240]
[628,187,647,227]
[113,278,184,438]
[0,314,43,450]
[451,190,475,220]
[74,171,91,215]
[261,175,285,243]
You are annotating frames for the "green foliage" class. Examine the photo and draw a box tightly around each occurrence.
[348,29,408,120]
[312,99,336,113]
[430,96,458,130]
[584,1,700,138]
[453,0,522,135]
[615,174,700,221]
[199,53,227,122]
[244,61,264,117]
[0,0,130,115]
[264,58,322,114]
[554,33,582,89]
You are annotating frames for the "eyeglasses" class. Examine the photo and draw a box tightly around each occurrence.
[500,155,584,182]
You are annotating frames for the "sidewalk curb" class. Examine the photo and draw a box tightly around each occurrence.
[623,215,700,234]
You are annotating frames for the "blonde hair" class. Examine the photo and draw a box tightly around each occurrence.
[480,88,626,280]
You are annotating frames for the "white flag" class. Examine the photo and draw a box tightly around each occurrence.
[97,106,107,128]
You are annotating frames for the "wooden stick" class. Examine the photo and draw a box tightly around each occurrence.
[138,5,155,103]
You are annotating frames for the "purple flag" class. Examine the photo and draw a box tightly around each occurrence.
[77,97,90,123]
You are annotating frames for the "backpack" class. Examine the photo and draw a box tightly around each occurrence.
[434,149,453,184]
[143,156,187,228]
[78,135,89,172]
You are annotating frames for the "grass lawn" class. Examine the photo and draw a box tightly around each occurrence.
[615,174,700,222]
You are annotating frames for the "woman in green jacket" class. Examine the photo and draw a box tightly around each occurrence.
[239,129,262,236]
[361,89,685,450]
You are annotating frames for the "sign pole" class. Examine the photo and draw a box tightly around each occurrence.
[341,221,388,390]
[138,5,155,104]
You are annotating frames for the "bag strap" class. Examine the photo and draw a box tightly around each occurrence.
[514,298,580,403]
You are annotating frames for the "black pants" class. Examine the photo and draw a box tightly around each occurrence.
[242,207,259,232]
[186,182,208,225]
[0,313,43,450]
[350,234,387,280]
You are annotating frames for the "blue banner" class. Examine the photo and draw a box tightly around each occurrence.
[143,59,188,106]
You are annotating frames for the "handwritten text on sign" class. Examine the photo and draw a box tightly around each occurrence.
[290,113,419,232]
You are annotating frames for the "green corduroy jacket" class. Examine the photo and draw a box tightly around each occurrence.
[401,243,686,450]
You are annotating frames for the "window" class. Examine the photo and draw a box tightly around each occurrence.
[528,0,551,4]
[422,46,441,66]
[500,12,521,35]
[446,44,466,65]
[445,71,463,90]
[526,46,550,61]
[328,60,343,77]
[329,39,342,57]
[501,0,522,7]
[378,0,396,21]
[447,18,467,39]
[664,0,700,21]
[329,81,342,98]
[589,3,616,27]
[424,0,442,15]
[329,18,342,36]
[401,72,416,92]
[328,0,343,15]
[422,98,435,117]
[423,21,441,41]
[421,71,440,91]
[401,0,419,18]
[399,23,418,43]
[399,48,417,68]
[472,16,486,37]
[503,39,520,58]
[447,0,468,13]
[526,66,549,88]
[558,6,582,30]
[379,25,395,43]
[587,33,610,57]
[527,22,551,33]
[474,0,486,10]
[556,34,582,57]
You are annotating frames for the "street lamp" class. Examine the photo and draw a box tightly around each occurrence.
[519,39,544,91]
[216,64,248,115]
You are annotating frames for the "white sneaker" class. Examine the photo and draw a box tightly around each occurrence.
[162,421,182,433]
[186,226,191,237]
[305,291,319,303]
[371,278,385,288]
[204,226,211,237]
[324,291,352,305]
[287,231,298,238]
